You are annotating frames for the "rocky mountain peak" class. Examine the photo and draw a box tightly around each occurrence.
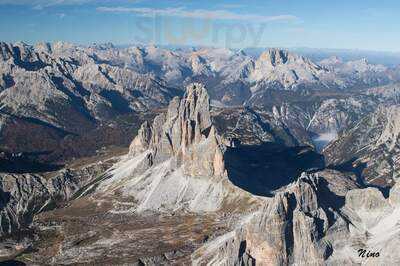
[0,42,13,60]
[34,42,52,54]
[89,42,115,50]
[344,58,387,73]
[192,170,358,265]
[190,54,212,76]
[51,41,76,53]
[319,56,343,67]
[258,48,317,67]
[236,49,247,56]
[178,82,212,131]
[128,121,152,155]
[259,48,292,66]
[97,83,257,213]
[249,48,327,89]
[129,83,226,177]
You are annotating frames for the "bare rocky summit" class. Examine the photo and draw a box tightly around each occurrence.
[97,83,258,213]
[193,170,400,266]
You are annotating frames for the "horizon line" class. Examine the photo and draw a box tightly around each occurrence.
[2,40,400,54]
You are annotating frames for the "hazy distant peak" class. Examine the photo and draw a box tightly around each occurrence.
[345,58,387,72]
[34,42,52,53]
[89,42,115,50]
[51,41,76,51]
[259,48,291,66]
[319,56,343,66]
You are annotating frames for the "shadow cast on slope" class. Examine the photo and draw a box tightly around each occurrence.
[0,151,63,174]
[224,143,325,197]
[327,158,390,197]
[0,261,27,266]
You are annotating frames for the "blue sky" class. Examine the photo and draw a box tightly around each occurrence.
[1,0,400,51]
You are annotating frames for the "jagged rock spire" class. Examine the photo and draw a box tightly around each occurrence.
[129,83,226,177]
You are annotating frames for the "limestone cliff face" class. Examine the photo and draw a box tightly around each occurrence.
[129,83,227,178]
[324,105,400,186]
[102,83,255,213]
[0,171,82,236]
[0,174,51,236]
[192,170,400,265]
[249,48,328,92]
[193,172,344,265]
[0,160,112,237]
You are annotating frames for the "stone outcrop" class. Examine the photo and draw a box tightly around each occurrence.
[307,97,378,135]
[99,83,256,213]
[324,105,400,186]
[0,174,51,236]
[193,171,348,265]
[193,171,400,265]
[249,48,329,92]
[0,158,113,237]
[129,83,226,177]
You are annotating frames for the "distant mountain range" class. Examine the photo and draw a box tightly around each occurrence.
[241,47,400,67]
[1,41,400,164]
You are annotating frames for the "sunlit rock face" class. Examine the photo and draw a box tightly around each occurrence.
[193,171,400,266]
[128,83,227,178]
[101,83,257,213]
[324,105,400,186]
